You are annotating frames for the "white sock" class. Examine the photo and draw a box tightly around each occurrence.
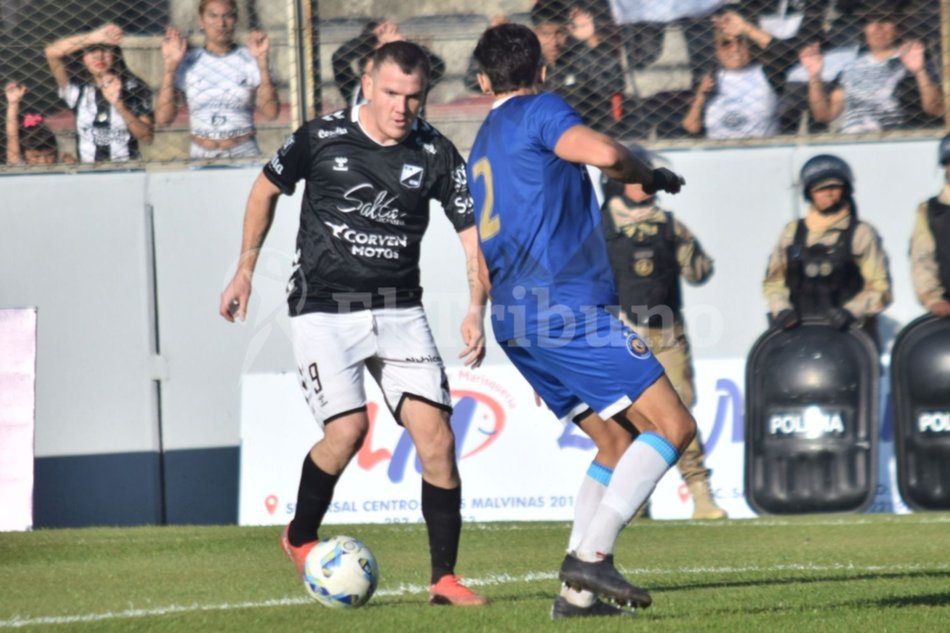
[575,432,678,561]
[562,461,612,606]
[568,461,612,552]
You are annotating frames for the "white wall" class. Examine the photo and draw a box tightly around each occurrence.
[0,137,941,460]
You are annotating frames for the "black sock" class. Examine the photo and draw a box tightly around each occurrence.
[422,479,462,584]
[288,454,340,546]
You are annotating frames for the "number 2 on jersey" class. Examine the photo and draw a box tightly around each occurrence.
[473,157,500,240]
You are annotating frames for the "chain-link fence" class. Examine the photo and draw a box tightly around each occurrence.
[1,0,947,170]
[0,0,295,168]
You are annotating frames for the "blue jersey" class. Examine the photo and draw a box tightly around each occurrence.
[467,92,618,341]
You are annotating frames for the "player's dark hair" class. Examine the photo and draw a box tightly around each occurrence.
[572,0,613,30]
[531,0,570,26]
[19,113,58,154]
[371,41,431,87]
[199,0,238,15]
[473,23,542,94]
[72,44,150,107]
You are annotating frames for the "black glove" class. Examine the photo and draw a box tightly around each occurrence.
[643,167,685,195]
[772,308,799,330]
[827,307,855,330]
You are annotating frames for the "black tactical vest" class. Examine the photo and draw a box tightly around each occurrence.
[926,197,950,299]
[603,209,681,327]
[785,219,863,317]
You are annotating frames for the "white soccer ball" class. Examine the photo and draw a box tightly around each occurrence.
[303,535,380,608]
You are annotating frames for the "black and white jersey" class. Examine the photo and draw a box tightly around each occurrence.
[264,106,475,315]
[174,46,263,140]
[60,78,153,162]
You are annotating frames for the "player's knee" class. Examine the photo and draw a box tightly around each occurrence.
[322,419,369,459]
[420,426,456,462]
[670,412,697,453]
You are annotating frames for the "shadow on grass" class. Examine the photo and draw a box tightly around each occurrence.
[861,592,950,609]
[637,570,950,622]
[647,569,950,595]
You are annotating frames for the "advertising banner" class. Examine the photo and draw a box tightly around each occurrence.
[0,309,37,532]
[239,359,908,525]
[239,365,597,525]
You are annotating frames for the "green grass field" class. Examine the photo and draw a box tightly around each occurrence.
[2,514,948,631]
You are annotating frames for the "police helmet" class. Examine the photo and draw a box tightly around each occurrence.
[938,134,950,165]
[800,154,854,200]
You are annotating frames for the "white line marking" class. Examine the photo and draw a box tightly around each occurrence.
[462,515,950,531]
[2,561,946,628]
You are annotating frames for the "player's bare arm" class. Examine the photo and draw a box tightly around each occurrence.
[219,173,281,322]
[457,226,488,368]
[553,125,684,194]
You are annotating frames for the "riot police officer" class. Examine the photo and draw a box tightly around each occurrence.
[763,154,893,347]
[909,134,950,318]
[601,146,727,520]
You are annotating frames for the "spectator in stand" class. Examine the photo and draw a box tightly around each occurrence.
[612,0,724,84]
[156,0,279,159]
[747,1,851,134]
[681,11,802,139]
[735,0,828,43]
[464,2,581,100]
[800,1,944,133]
[331,19,445,108]
[530,0,579,96]
[4,82,74,165]
[44,23,153,163]
[563,0,625,132]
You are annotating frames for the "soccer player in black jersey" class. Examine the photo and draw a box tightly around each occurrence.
[219,41,488,606]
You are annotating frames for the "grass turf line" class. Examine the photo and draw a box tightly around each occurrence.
[1,514,948,631]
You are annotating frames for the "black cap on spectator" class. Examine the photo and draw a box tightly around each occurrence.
[938,134,950,165]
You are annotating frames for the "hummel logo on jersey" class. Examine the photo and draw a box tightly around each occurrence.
[400,164,424,189]
[319,127,348,139]
[333,157,349,171]
[422,143,437,155]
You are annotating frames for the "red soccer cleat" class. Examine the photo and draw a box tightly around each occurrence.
[428,574,489,606]
[280,524,316,576]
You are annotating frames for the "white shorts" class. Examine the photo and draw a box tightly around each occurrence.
[291,306,451,426]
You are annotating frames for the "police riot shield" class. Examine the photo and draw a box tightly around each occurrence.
[890,314,950,510]
[745,322,879,514]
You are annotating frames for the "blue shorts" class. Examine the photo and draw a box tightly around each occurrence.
[497,306,664,422]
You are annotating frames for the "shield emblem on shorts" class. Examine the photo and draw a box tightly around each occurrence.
[400,164,424,189]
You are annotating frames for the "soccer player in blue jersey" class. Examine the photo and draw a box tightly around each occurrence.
[468,23,697,619]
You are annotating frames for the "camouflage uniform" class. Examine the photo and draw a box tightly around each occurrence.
[909,185,950,311]
[763,210,893,342]
[603,195,726,520]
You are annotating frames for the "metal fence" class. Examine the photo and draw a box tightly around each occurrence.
[1,0,947,170]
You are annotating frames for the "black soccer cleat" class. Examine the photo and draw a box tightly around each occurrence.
[550,595,635,620]
[558,553,652,609]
